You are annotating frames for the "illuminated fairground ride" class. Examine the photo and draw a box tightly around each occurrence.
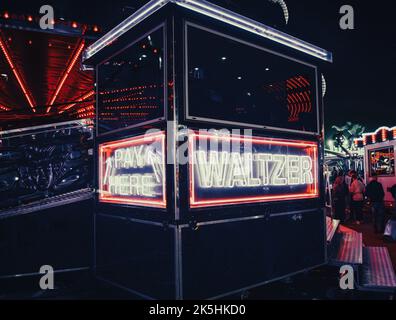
[0,11,101,279]
[0,10,101,131]
[324,122,365,207]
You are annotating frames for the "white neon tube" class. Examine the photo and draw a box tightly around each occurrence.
[84,0,332,62]
[84,0,168,60]
[174,0,331,61]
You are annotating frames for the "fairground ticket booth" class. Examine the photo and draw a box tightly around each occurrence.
[83,0,333,299]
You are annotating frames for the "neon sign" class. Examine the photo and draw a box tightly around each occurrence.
[99,131,166,208]
[189,132,319,208]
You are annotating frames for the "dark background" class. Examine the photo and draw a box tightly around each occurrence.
[1,0,395,132]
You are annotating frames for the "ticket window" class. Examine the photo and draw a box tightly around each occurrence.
[96,27,166,135]
[185,23,320,135]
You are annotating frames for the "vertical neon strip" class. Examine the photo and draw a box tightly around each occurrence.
[47,40,86,113]
[0,35,36,112]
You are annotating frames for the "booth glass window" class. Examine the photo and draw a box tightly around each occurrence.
[97,27,165,135]
[369,147,395,177]
[186,24,319,134]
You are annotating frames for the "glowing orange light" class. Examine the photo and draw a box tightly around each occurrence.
[4,12,9,19]
[27,16,33,22]
[0,104,11,111]
[0,36,36,112]
[47,40,85,113]
[93,26,99,32]
[72,22,78,28]
[382,129,387,142]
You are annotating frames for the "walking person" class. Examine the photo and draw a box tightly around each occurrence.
[345,170,353,187]
[366,177,385,234]
[330,167,338,185]
[332,175,348,223]
[349,173,365,224]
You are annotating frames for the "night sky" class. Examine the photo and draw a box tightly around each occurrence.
[1,0,395,133]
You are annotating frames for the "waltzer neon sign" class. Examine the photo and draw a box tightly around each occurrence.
[189,132,319,208]
[99,132,166,208]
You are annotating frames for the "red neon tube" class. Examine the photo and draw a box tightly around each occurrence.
[47,40,86,113]
[0,35,36,112]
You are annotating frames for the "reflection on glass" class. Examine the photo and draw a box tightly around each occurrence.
[97,28,165,134]
[369,147,395,177]
[187,25,319,133]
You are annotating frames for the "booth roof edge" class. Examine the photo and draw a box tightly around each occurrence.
[83,0,333,63]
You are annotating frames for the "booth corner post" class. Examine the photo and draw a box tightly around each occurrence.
[83,0,332,300]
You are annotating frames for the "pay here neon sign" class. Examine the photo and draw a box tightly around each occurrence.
[99,131,166,208]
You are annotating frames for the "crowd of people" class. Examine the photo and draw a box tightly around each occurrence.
[331,169,396,234]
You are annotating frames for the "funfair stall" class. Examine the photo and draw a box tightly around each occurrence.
[355,126,396,208]
[83,0,332,299]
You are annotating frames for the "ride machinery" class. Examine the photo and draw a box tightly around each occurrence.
[0,10,98,278]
